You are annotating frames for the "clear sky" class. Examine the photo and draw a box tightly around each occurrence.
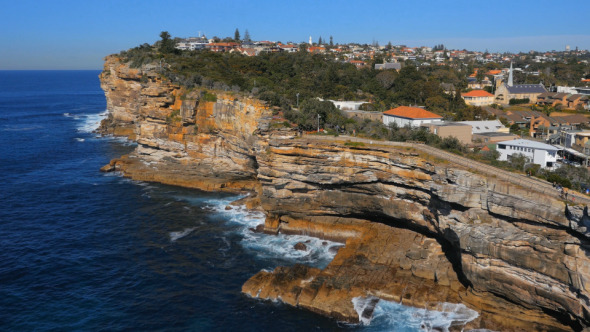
[1,0,589,70]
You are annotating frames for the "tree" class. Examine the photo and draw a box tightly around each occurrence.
[509,123,521,134]
[285,99,346,131]
[376,71,397,90]
[329,36,334,47]
[476,68,485,82]
[318,36,323,45]
[433,44,445,51]
[243,29,251,43]
[508,153,528,170]
[159,31,175,54]
[234,28,241,42]
[425,96,450,115]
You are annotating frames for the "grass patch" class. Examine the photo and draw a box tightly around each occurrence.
[344,141,365,147]
[202,91,217,102]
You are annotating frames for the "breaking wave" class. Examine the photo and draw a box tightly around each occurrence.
[169,227,197,242]
[353,296,479,331]
[76,109,108,133]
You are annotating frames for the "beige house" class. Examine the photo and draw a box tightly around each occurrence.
[422,122,472,145]
[462,90,495,106]
[573,132,590,153]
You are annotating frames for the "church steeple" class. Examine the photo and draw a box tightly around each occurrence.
[508,61,514,87]
[309,36,312,45]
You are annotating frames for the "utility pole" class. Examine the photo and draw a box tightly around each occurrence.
[317,114,321,133]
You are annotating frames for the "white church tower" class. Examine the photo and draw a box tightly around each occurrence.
[309,36,312,45]
[508,62,514,87]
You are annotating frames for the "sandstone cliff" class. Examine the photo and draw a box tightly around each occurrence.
[99,56,590,331]
[99,55,271,193]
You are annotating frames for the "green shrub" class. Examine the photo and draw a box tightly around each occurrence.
[202,91,217,102]
[166,109,180,123]
[509,98,530,105]
[545,173,572,188]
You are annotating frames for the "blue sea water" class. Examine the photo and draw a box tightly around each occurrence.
[0,71,478,331]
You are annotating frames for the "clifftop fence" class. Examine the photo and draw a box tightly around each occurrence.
[288,135,590,206]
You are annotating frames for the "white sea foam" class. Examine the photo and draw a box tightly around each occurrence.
[169,227,196,242]
[353,296,380,325]
[196,197,342,269]
[75,138,85,142]
[76,110,108,133]
[354,297,479,332]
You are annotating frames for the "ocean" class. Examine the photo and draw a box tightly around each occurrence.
[0,70,477,331]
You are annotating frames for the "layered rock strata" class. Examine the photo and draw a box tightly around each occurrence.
[98,55,270,193]
[243,138,590,330]
[100,57,590,331]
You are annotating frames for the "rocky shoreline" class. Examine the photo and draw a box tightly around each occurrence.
[98,55,590,331]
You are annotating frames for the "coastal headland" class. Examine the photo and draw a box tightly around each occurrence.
[99,55,590,331]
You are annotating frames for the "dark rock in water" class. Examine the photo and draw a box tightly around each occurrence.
[294,242,307,251]
[305,240,311,244]
[249,224,265,233]
[328,246,342,254]
[356,296,380,324]
[225,206,232,210]
[322,241,328,246]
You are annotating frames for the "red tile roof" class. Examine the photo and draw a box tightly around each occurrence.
[462,90,494,97]
[383,106,442,119]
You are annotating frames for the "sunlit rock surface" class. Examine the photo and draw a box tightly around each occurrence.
[100,56,590,331]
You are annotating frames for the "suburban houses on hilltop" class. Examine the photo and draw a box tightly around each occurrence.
[172,31,590,170]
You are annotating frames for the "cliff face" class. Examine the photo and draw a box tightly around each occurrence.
[245,137,590,330]
[99,57,590,331]
[99,55,271,192]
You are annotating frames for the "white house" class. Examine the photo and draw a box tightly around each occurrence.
[382,106,443,128]
[496,139,561,169]
[329,100,368,111]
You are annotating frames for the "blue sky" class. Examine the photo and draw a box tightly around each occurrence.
[1,0,589,69]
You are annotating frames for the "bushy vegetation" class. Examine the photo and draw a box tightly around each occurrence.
[202,91,217,102]
[473,150,589,191]
[509,98,530,105]
[119,43,157,68]
[116,33,590,193]
[119,33,495,124]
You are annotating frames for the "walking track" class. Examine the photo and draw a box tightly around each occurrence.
[286,134,590,206]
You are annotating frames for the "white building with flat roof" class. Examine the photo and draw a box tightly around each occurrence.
[496,139,561,168]
[328,100,368,111]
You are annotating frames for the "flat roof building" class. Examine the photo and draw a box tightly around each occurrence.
[497,139,561,168]
[422,122,472,145]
